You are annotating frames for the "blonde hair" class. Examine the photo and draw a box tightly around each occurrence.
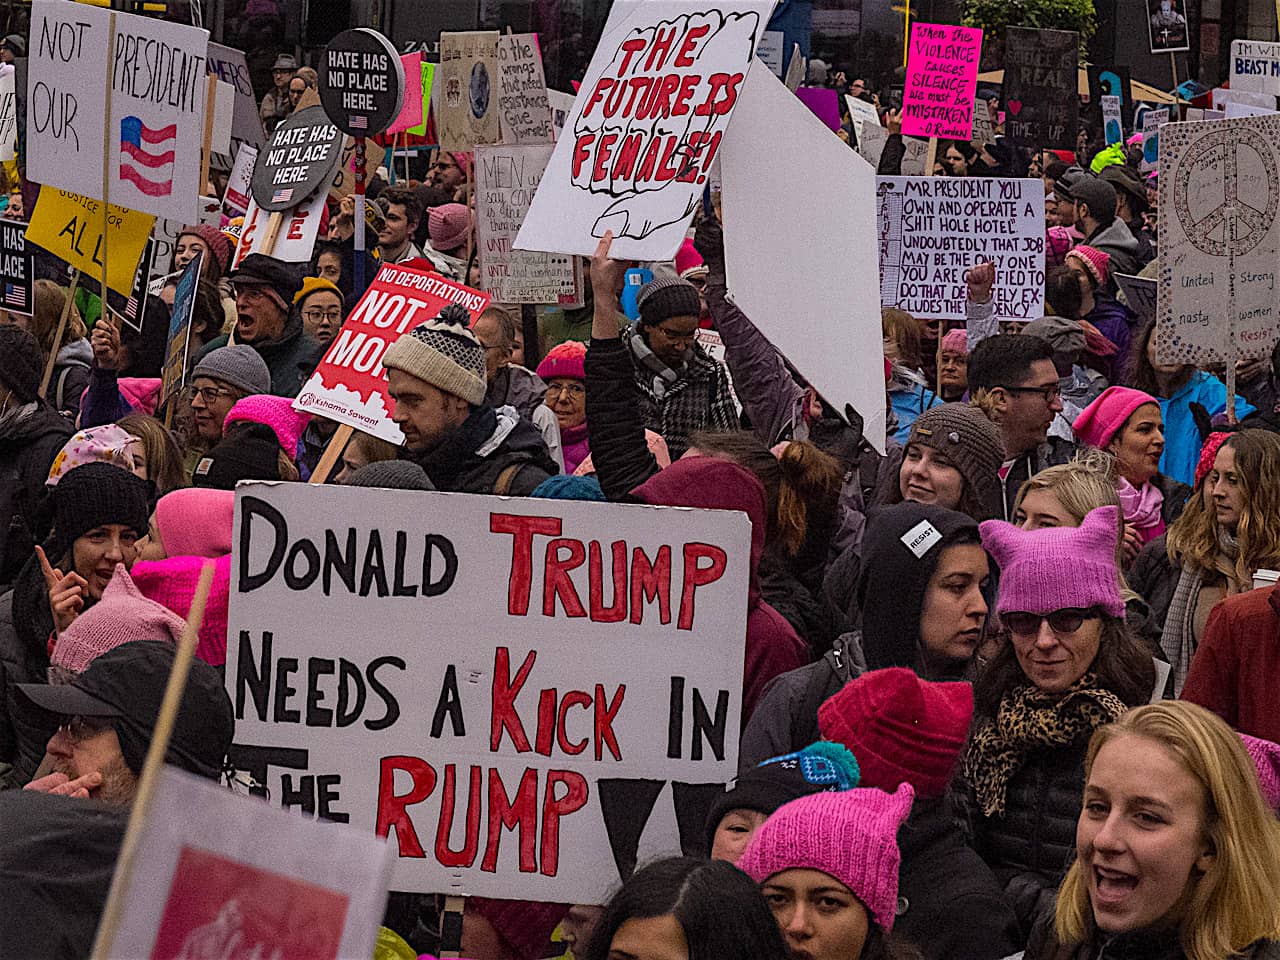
[1056,702,1280,960]
[881,307,922,371]
[30,279,89,355]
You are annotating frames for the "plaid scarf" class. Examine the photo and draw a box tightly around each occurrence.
[629,331,683,400]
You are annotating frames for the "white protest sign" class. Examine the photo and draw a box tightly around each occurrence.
[878,176,1045,321]
[207,41,266,158]
[1214,87,1276,111]
[232,187,327,267]
[104,767,393,960]
[1225,100,1278,118]
[437,31,501,151]
[756,30,784,76]
[1156,115,1280,364]
[971,98,996,145]
[1101,94,1123,144]
[1141,108,1170,172]
[856,120,888,168]
[222,143,257,218]
[0,71,15,161]
[226,482,750,902]
[211,77,235,155]
[1231,39,1280,97]
[548,89,575,140]
[496,33,554,144]
[27,0,209,222]
[721,64,887,454]
[476,143,582,303]
[845,93,881,132]
[515,0,775,261]
[899,136,931,176]
[783,42,804,91]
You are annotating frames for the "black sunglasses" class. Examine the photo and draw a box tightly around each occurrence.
[1003,608,1099,637]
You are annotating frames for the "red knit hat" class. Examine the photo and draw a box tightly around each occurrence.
[1066,244,1111,288]
[817,668,973,799]
[536,340,586,381]
[179,224,234,276]
[468,898,569,959]
[1072,385,1158,450]
[1196,431,1233,488]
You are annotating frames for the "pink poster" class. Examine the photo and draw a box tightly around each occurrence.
[387,52,424,135]
[900,23,983,141]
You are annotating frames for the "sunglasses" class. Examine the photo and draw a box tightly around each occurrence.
[1003,608,1099,637]
[58,715,113,743]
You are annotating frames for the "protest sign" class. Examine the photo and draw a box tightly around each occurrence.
[1102,96,1123,145]
[226,481,749,901]
[1214,87,1276,112]
[756,30,784,76]
[112,237,155,332]
[160,251,201,408]
[1225,100,1278,118]
[1148,0,1190,53]
[901,23,982,141]
[721,65,887,454]
[795,87,842,132]
[250,104,345,212]
[437,31,502,151]
[319,29,405,138]
[783,43,805,92]
[1003,27,1079,151]
[232,187,327,267]
[27,0,209,222]
[103,767,393,960]
[971,99,996,145]
[1088,66,1131,109]
[877,176,1045,321]
[407,62,436,137]
[0,70,14,162]
[899,136,931,176]
[1156,115,1280,365]
[293,264,491,444]
[1141,108,1170,172]
[0,218,33,316]
[149,217,187,279]
[496,33,555,144]
[387,53,424,136]
[548,89,575,140]
[856,120,888,167]
[845,94,881,132]
[476,143,582,303]
[515,0,775,261]
[209,78,235,156]
[26,189,154,296]
[207,42,266,158]
[1116,272,1157,326]
[1230,42,1280,96]
[223,144,257,217]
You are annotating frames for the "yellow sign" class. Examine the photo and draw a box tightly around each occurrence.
[26,189,155,296]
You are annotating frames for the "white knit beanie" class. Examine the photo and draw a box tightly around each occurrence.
[382,304,487,405]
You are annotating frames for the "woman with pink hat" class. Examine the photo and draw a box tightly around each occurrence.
[1063,245,1131,371]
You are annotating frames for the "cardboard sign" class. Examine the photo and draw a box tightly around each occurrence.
[1115,272,1157,326]
[26,188,155,296]
[223,143,257,218]
[407,61,436,137]
[496,33,554,144]
[856,120,888,167]
[0,70,15,162]
[112,236,155,332]
[515,0,774,261]
[102,767,393,960]
[877,176,1046,321]
[293,264,491,445]
[207,41,266,159]
[161,250,200,407]
[437,31,501,151]
[1148,0,1190,53]
[476,143,582,303]
[387,53,424,136]
[548,89,575,140]
[721,65,888,454]
[0,218,33,316]
[232,187,327,267]
[225,481,750,901]
[1231,41,1280,97]
[1003,27,1079,151]
[319,29,405,138]
[756,30,784,76]
[1102,95,1123,144]
[250,104,345,211]
[971,99,997,145]
[1156,115,1280,364]
[899,136,931,176]
[1141,108,1170,172]
[901,23,982,141]
[27,0,209,222]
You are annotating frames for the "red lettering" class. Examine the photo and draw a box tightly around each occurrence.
[375,756,436,857]
[715,73,744,115]
[655,136,681,182]
[588,540,628,622]
[535,687,558,756]
[674,24,710,66]
[482,767,539,873]
[693,73,733,116]
[571,134,595,182]
[490,513,562,615]
[634,137,664,183]
[591,134,618,184]
[621,76,652,117]
[543,538,587,617]
[645,73,682,120]
[616,37,647,76]
[490,647,537,752]
[644,26,678,71]
[630,545,671,624]
[672,74,700,115]
[583,78,613,118]
[678,542,727,630]
[556,690,593,755]
[286,212,306,240]
[540,771,590,876]
[594,683,625,760]
[676,133,704,182]
[435,763,482,867]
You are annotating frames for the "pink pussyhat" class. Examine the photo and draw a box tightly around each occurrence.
[1071,385,1159,450]
[51,564,186,674]
[131,555,232,667]
[224,394,311,456]
[1241,733,1280,811]
[154,488,235,558]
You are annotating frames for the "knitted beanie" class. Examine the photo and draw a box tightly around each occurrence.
[531,474,606,501]
[637,276,702,327]
[467,898,569,960]
[906,403,1005,521]
[382,304,487,405]
[818,668,973,798]
[51,564,185,674]
[675,238,707,279]
[535,340,587,382]
[343,460,436,490]
[192,423,282,489]
[939,328,968,355]
[154,488,235,558]
[223,394,310,456]
[737,784,915,932]
[192,344,272,396]
[704,741,860,853]
[179,224,234,276]
[1045,226,1075,267]
[50,463,151,559]
[132,554,232,666]
[980,505,1126,617]
[0,325,43,402]
[1066,244,1111,288]
[46,425,139,486]
[1195,431,1233,488]
[1241,733,1280,812]
[427,203,472,252]
[1072,386,1159,450]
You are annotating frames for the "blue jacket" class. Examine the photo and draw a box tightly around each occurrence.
[1159,371,1255,486]
[890,381,941,444]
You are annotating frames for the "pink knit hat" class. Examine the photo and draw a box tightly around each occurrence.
[1241,733,1280,811]
[1066,244,1111,288]
[1072,386,1159,450]
[117,378,161,416]
[46,425,138,485]
[131,554,232,666]
[738,784,915,931]
[939,328,968,355]
[50,564,186,674]
[224,394,310,457]
[536,340,586,381]
[1195,431,1232,488]
[155,488,235,558]
[980,505,1126,617]
[675,238,707,279]
[1045,226,1074,267]
[428,203,472,252]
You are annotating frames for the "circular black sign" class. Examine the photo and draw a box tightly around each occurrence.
[250,104,346,212]
[319,28,405,138]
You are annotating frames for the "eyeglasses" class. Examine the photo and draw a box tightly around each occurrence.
[1003,608,1099,637]
[188,385,236,404]
[1001,383,1061,403]
[545,382,585,400]
[303,309,342,322]
[432,161,460,172]
[58,715,112,743]
[653,325,698,345]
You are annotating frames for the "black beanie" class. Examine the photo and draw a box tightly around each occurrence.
[50,463,152,559]
[0,325,44,403]
[192,423,281,489]
[856,502,981,673]
[637,276,702,328]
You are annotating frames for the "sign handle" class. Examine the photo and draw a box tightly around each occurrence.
[439,895,466,958]
[309,423,355,484]
[925,137,938,176]
[100,12,117,328]
[89,561,217,960]
[40,270,82,398]
[1226,361,1238,425]
[200,75,217,194]
[354,137,367,294]
[261,211,285,254]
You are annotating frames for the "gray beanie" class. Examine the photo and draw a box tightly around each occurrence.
[192,345,272,396]
[343,461,436,490]
[636,276,701,328]
[382,304,487,405]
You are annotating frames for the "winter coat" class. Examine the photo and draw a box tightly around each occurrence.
[1082,295,1132,381]
[890,379,942,444]
[623,330,738,460]
[1158,371,1255,487]
[406,404,557,496]
[199,314,325,398]
[0,402,72,588]
[1182,584,1280,742]
[1000,437,1078,520]
[486,365,546,422]
[78,369,162,428]
[0,556,58,786]
[45,338,92,421]
[1151,473,1191,529]
[1087,219,1142,280]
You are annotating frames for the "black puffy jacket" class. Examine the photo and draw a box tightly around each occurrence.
[0,403,72,590]
[0,556,59,786]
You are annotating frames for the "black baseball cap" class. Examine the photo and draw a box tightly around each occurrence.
[17,641,234,780]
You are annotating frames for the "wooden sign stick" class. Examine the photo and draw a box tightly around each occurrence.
[40,269,82,397]
[100,12,117,340]
[308,423,354,484]
[439,894,467,958]
[200,75,217,193]
[261,211,285,255]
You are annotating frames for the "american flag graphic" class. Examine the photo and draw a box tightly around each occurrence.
[119,116,176,197]
[3,283,24,308]
[349,115,368,130]
[125,296,140,321]
[271,188,294,205]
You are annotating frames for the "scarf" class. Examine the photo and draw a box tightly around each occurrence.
[558,420,591,475]
[1161,531,1240,697]
[964,676,1129,817]
[630,331,682,400]
[1117,478,1165,543]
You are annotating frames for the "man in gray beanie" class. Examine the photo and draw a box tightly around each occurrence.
[383,304,558,495]
[188,344,272,447]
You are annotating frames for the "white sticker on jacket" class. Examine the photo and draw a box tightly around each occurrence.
[901,520,942,558]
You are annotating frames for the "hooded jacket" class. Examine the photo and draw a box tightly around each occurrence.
[485,365,547,422]
[1158,371,1255,487]
[0,402,72,589]
[630,458,809,721]
[1086,218,1142,280]
[47,339,92,420]
[406,404,558,496]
